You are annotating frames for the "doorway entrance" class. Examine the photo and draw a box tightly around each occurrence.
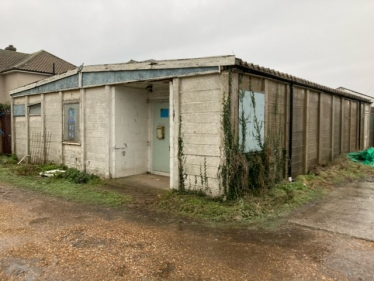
[152,102,170,174]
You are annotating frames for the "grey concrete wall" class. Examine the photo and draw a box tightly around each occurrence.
[10,70,372,192]
[321,93,332,164]
[232,72,370,179]
[179,74,222,196]
[333,96,341,157]
[292,87,305,176]
[113,86,148,178]
[14,116,26,157]
[84,87,110,177]
[29,116,42,163]
[308,91,319,169]
[61,90,82,169]
[13,97,26,157]
[44,93,62,163]
[342,99,350,153]
[351,101,358,151]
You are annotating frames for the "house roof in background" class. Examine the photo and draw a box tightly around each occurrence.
[0,48,76,75]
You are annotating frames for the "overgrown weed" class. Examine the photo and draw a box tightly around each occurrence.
[0,155,131,207]
[219,71,286,199]
[297,155,374,188]
[55,168,101,184]
[159,155,373,224]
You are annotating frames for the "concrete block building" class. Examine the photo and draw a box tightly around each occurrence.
[0,45,75,154]
[9,56,372,195]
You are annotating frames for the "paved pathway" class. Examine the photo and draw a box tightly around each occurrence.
[290,180,374,241]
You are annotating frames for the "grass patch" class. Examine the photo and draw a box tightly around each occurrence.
[158,155,374,224]
[158,181,325,225]
[0,156,132,207]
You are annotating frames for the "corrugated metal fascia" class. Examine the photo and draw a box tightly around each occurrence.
[235,65,372,104]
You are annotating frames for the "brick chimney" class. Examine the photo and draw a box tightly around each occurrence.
[5,45,17,51]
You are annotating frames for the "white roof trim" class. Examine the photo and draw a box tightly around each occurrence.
[82,55,236,72]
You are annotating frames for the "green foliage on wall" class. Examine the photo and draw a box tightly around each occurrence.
[219,68,286,199]
[178,115,186,192]
[0,103,10,113]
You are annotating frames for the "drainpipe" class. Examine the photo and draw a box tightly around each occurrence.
[288,82,294,180]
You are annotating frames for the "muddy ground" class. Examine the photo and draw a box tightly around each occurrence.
[1,181,374,280]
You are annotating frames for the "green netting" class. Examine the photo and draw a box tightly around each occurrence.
[348,147,374,166]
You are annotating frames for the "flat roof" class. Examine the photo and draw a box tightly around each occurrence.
[10,55,371,103]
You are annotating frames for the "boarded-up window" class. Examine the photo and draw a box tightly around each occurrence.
[239,91,265,152]
[13,104,25,116]
[63,103,80,142]
[28,103,41,115]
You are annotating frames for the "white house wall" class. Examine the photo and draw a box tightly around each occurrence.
[1,72,50,104]
[113,86,149,178]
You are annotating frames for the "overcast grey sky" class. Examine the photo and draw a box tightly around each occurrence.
[1,0,373,96]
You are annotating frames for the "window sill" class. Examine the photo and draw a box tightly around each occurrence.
[63,141,81,146]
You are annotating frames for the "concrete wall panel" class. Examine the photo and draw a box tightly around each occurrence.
[113,86,148,178]
[333,97,341,157]
[308,91,319,169]
[350,101,358,151]
[342,100,350,153]
[321,93,332,163]
[63,145,81,169]
[292,87,305,177]
[85,87,109,177]
[14,117,26,157]
[44,93,62,163]
[240,75,264,93]
[180,74,222,195]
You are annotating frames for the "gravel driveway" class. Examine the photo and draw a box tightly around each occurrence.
[1,181,374,280]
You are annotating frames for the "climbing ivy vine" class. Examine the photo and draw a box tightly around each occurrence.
[219,68,286,199]
[178,115,186,192]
